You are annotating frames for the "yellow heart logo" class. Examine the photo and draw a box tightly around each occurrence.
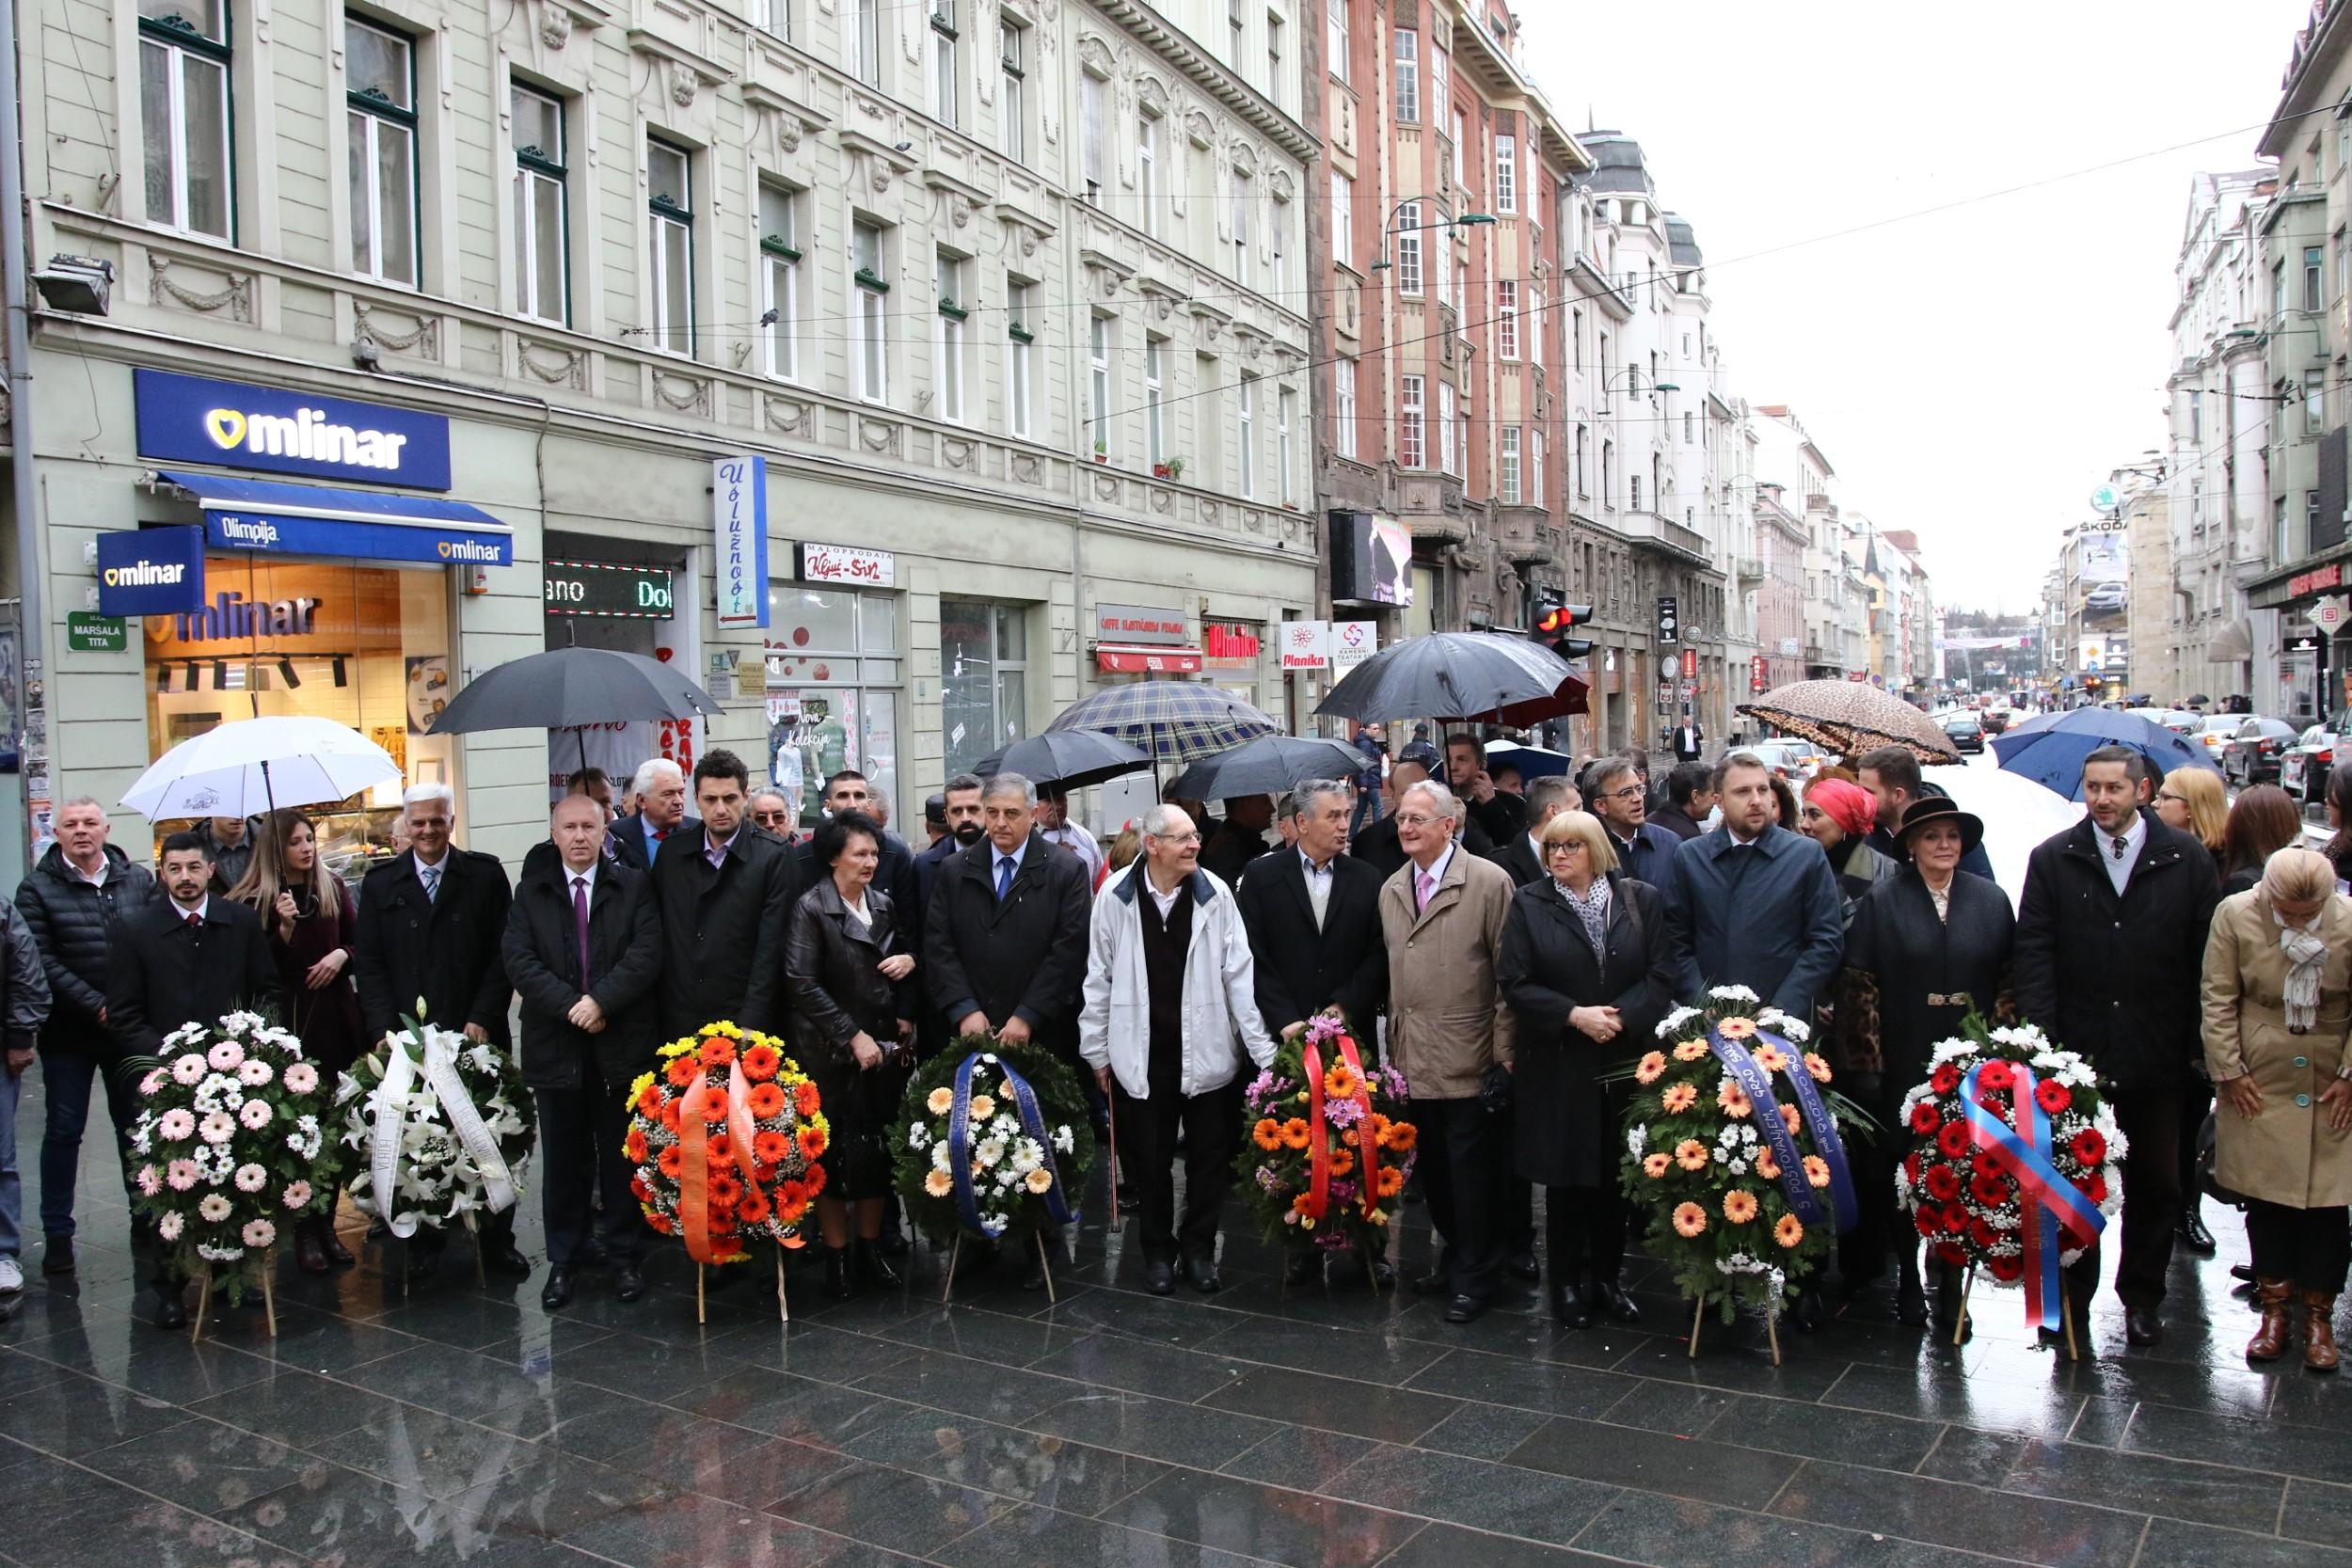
[203,408,246,449]
[436,541,453,558]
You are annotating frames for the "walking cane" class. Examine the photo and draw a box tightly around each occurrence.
[1104,1074,1123,1235]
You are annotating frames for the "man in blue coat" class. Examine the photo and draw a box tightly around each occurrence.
[1661,752,1845,1022]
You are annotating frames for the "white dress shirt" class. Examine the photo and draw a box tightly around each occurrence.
[2101,812,2146,896]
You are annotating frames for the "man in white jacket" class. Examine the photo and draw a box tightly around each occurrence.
[1081,802,1277,1295]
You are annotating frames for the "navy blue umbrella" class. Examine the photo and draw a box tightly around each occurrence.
[1992,708,2219,800]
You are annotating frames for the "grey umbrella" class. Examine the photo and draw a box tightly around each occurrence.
[975,730,1153,790]
[426,647,723,769]
[1167,735,1365,800]
[1315,632,1587,725]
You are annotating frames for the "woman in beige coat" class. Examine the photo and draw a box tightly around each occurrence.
[2203,847,2352,1370]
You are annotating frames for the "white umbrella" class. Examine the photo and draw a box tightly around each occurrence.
[1925,762,2085,911]
[120,715,403,821]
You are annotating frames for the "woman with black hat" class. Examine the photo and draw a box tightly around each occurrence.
[1832,796,2016,1333]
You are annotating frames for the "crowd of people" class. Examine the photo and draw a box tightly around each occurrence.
[0,729,2344,1369]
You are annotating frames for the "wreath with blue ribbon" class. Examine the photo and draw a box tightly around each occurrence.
[894,1037,1097,1245]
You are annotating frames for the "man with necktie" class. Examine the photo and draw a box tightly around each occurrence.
[504,794,662,1308]
[651,749,796,1042]
[2014,744,2219,1350]
[110,830,281,1327]
[353,783,521,1280]
[607,758,699,871]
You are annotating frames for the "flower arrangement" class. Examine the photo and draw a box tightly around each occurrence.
[335,1017,535,1238]
[626,1022,828,1265]
[126,1011,337,1302]
[1619,988,1861,1320]
[1897,1018,2124,1330]
[895,1037,1094,1244]
[1234,1009,1417,1256]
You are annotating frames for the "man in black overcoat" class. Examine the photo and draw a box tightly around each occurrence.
[607,757,699,871]
[505,795,663,1309]
[651,749,797,1042]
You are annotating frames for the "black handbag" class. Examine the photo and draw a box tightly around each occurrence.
[2196,1109,2248,1207]
[1477,1059,1514,1117]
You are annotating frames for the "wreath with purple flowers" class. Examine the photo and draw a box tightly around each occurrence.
[1233,1009,1418,1254]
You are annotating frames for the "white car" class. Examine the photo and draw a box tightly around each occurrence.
[1747,738,1830,782]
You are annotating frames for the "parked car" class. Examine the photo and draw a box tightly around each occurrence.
[1748,738,1830,782]
[1941,713,1986,754]
[2280,709,2352,808]
[2221,716,2303,787]
[1980,707,2011,736]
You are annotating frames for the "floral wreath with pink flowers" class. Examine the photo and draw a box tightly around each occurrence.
[1618,988,1865,1335]
[125,1010,340,1313]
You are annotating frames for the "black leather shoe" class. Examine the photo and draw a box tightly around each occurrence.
[153,1288,188,1331]
[1183,1254,1222,1294]
[1589,1279,1642,1325]
[1115,1183,1139,1214]
[823,1244,855,1300]
[854,1239,901,1291]
[1362,1256,1396,1289]
[2125,1306,2165,1346]
[1283,1251,1321,1287]
[540,1267,575,1309]
[1789,1286,1827,1334]
[484,1241,532,1279]
[877,1228,911,1258]
[40,1237,74,1276]
[1897,1275,1930,1328]
[1409,1271,1450,1298]
[1142,1259,1175,1295]
[323,1229,357,1267]
[614,1264,647,1303]
[1554,1286,1594,1329]
[1021,1253,1048,1291]
[1505,1251,1541,1284]
[575,1241,610,1270]
[2232,1262,2258,1284]
[2178,1212,2218,1256]
[1444,1293,1485,1324]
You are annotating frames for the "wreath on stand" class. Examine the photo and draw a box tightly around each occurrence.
[1233,1008,1417,1278]
[1620,988,1864,1361]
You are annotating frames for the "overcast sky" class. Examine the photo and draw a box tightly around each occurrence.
[1516,0,2315,616]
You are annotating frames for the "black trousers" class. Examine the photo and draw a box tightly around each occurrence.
[1112,1075,1242,1265]
[1416,1096,1503,1301]
[1498,1118,1535,1258]
[2178,1084,2214,1219]
[2246,1198,2352,1294]
[1544,1183,1627,1289]
[533,1059,650,1266]
[2065,1084,2184,1310]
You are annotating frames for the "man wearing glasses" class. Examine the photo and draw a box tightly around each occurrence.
[1585,758,1679,888]
[749,790,797,841]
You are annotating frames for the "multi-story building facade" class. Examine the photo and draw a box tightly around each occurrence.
[7,0,1316,868]
[1750,483,1808,696]
[1752,404,1851,679]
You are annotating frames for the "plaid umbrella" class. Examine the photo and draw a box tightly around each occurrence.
[1738,679,1961,764]
[1045,681,1278,766]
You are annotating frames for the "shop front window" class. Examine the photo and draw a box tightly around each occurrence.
[766,585,901,827]
[940,597,1028,781]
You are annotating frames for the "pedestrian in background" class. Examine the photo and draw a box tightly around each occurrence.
[1649,764,1713,842]
[0,900,51,1296]
[199,815,259,896]
[2203,847,2352,1371]
[2223,784,2305,896]
[2325,768,2352,886]
[1349,724,1388,839]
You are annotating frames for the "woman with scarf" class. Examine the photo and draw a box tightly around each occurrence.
[1800,777,1894,923]
[1833,798,2015,1333]
[2203,847,2352,1371]
[1498,810,1675,1328]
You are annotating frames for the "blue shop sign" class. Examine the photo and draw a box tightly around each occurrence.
[96,525,207,616]
[135,369,453,491]
[154,471,513,567]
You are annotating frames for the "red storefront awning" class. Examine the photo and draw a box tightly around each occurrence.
[1096,644,1203,673]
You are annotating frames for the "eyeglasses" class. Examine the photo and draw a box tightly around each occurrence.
[1150,831,1203,845]
[2155,790,2185,804]
[1545,841,1589,855]
[1602,785,1645,802]
[1392,812,1448,829]
[752,810,791,827]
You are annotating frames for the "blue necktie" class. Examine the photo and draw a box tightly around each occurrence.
[420,863,440,903]
[995,855,1015,902]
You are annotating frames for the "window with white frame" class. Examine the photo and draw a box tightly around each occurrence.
[1138,114,1158,236]
[1576,422,1589,497]
[1327,0,1348,83]
[1229,0,1246,64]
[1433,208,1450,307]
[1336,357,1358,460]
[1089,314,1112,455]
[853,219,889,402]
[1455,380,1470,477]
[646,139,693,356]
[1082,71,1105,204]
[941,599,1028,780]
[1531,426,1545,501]
[1395,199,1422,293]
[1278,388,1295,504]
[935,249,968,422]
[1392,27,1418,121]
[1494,133,1517,212]
[1270,198,1288,294]
[1231,168,1252,285]
[1501,425,1521,504]
[758,182,801,379]
[1682,411,1694,444]
[347,19,419,286]
[1146,337,1166,465]
[1528,283,1542,364]
[852,0,882,85]
[1438,381,1456,476]
[1451,108,1466,187]
[1429,44,1447,122]
[749,0,788,38]
[1239,374,1256,498]
[512,85,568,325]
[1266,7,1285,99]
[1000,18,1027,162]
[1006,277,1035,436]
[1497,279,1518,358]
[1602,439,1615,506]
[930,0,959,127]
[1332,169,1353,270]
[1451,228,1465,313]
[1400,374,1425,468]
[141,0,233,239]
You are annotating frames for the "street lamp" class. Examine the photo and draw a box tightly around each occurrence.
[1598,366,1677,400]
[1369,201,1496,271]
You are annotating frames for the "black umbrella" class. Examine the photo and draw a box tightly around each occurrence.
[426,647,723,768]
[975,729,1152,790]
[1315,632,1587,725]
[1167,735,1364,800]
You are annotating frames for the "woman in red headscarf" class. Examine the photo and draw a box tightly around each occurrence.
[1799,777,1894,923]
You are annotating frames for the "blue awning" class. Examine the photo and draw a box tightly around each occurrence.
[151,469,513,567]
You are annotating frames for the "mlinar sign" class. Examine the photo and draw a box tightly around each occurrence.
[135,370,453,489]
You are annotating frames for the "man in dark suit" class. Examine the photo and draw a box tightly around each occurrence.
[923,771,1093,1288]
[606,757,698,871]
[353,783,521,1279]
[1355,759,1494,879]
[651,749,797,1042]
[1855,746,1995,883]
[1649,763,1713,842]
[1486,776,1578,887]
[915,774,986,920]
[793,769,921,930]
[1446,735,1527,845]
[110,830,282,1328]
[1234,780,1391,1286]
[505,795,663,1309]
[1587,758,1681,888]
[1200,795,1274,887]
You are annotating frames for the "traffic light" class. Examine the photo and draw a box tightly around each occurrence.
[1533,590,1597,659]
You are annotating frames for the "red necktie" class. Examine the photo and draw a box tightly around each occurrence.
[185,911,203,930]
[653,828,669,841]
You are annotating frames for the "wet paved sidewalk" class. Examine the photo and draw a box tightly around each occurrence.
[4,1110,2351,1568]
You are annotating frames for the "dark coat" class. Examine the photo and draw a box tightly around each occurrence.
[1649,803,1705,842]
[1499,874,1675,1188]
[1605,820,1682,889]
[785,877,917,1064]
[1200,821,1272,890]
[109,897,282,1057]
[650,822,796,1039]
[502,849,663,1090]
[1660,825,1846,1019]
[1485,829,1548,889]
[1464,787,1527,847]
[793,832,923,947]
[1353,812,1496,882]
[14,844,155,1051]
[922,832,1092,1045]
[1233,851,1389,1033]
[1833,869,2014,1095]
[606,811,699,872]
[264,891,364,1075]
[2013,811,2220,1094]
[0,902,51,1054]
[914,833,967,925]
[353,848,514,1047]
